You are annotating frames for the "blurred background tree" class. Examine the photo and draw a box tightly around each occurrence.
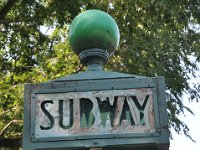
[0,0,200,149]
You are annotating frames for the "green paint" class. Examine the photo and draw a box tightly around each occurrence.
[69,10,120,55]
[80,98,95,128]
[59,100,74,129]
[131,95,150,125]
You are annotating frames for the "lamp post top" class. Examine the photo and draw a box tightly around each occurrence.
[68,9,120,67]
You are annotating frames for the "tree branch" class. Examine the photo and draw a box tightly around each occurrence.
[0,0,18,21]
[0,106,16,116]
[0,120,22,136]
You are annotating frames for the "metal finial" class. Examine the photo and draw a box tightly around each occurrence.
[68,10,120,69]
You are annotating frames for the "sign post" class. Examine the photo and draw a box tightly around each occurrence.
[23,10,169,150]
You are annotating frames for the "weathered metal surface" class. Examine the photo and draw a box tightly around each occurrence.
[52,70,147,82]
[23,76,169,150]
[32,88,155,140]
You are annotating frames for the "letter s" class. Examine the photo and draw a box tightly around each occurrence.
[40,100,54,130]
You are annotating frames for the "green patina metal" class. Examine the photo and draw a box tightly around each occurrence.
[69,10,120,56]
[23,71,169,150]
[23,9,169,150]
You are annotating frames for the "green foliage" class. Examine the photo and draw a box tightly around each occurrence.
[0,0,200,148]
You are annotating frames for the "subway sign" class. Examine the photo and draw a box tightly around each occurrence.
[32,88,155,140]
[23,76,169,150]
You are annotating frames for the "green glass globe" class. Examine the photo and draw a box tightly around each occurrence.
[69,9,120,56]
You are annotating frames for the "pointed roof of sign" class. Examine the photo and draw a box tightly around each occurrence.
[52,70,148,82]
